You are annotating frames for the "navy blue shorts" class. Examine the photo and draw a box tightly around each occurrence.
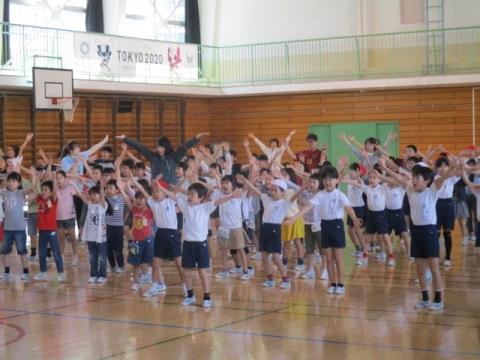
[347,206,365,227]
[386,209,407,235]
[127,237,154,265]
[476,221,480,247]
[436,198,455,231]
[182,240,210,269]
[365,210,389,235]
[402,194,410,216]
[154,228,181,260]
[411,224,439,258]
[320,219,346,249]
[260,223,282,254]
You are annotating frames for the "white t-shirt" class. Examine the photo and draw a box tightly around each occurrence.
[218,196,243,230]
[82,203,107,243]
[177,196,216,241]
[406,184,440,226]
[0,196,4,222]
[361,184,387,212]
[385,186,406,210]
[347,184,364,207]
[147,197,177,230]
[261,194,290,224]
[436,175,461,199]
[310,189,350,220]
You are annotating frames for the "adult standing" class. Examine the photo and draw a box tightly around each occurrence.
[287,133,326,172]
[116,133,209,184]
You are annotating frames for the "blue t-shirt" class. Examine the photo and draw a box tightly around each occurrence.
[61,150,90,173]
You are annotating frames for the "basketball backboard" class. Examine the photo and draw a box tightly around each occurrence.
[32,67,73,110]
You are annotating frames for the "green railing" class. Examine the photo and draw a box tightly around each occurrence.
[0,23,479,87]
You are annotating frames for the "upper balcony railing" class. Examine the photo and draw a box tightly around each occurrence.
[0,22,479,87]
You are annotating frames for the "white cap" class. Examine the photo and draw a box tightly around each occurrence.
[272,179,287,191]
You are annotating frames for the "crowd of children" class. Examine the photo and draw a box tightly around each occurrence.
[0,129,478,311]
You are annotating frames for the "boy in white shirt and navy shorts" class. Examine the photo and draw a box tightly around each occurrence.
[380,159,461,311]
[289,166,362,295]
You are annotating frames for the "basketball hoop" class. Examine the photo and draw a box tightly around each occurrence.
[51,97,80,123]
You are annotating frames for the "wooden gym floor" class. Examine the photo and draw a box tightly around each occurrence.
[1,235,479,359]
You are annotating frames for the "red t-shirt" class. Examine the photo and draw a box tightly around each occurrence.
[297,149,323,172]
[131,206,153,241]
[37,196,58,231]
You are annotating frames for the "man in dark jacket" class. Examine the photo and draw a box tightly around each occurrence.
[116,132,209,184]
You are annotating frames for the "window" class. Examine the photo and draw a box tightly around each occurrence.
[121,0,185,42]
[10,0,87,31]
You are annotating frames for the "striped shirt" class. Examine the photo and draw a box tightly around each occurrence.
[105,194,125,226]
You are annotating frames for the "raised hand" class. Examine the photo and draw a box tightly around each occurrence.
[195,132,210,139]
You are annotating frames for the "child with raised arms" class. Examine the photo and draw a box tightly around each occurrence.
[238,175,292,289]
[287,166,362,295]
[118,179,154,292]
[379,158,461,310]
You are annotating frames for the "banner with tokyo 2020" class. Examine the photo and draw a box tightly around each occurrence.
[73,33,198,81]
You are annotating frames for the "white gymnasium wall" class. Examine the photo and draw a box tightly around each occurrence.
[199,0,480,46]
[199,0,358,46]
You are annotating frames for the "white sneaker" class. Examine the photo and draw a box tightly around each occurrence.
[462,236,470,246]
[294,264,305,272]
[131,282,139,291]
[240,273,250,281]
[320,269,328,280]
[327,285,336,294]
[429,301,444,311]
[0,272,11,281]
[72,255,79,266]
[107,266,115,273]
[470,235,476,242]
[262,279,275,288]
[335,286,345,295]
[203,299,213,308]
[143,283,166,297]
[279,281,291,289]
[301,270,315,279]
[28,255,36,262]
[21,273,30,282]
[88,276,97,283]
[415,300,430,309]
[215,271,230,279]
[115,267,125,274]
[443,259,452,267]
[247,268,255,276]
[182,296,196,306]
[96,277,107,284]
[139,274,151,284]
[387,258,396,267]
[57,273,65,282]
[34,272,48,281]
[356,258,367,266]
[375,252,386,261]
[229,267,242,274]
[251,253,261,260]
